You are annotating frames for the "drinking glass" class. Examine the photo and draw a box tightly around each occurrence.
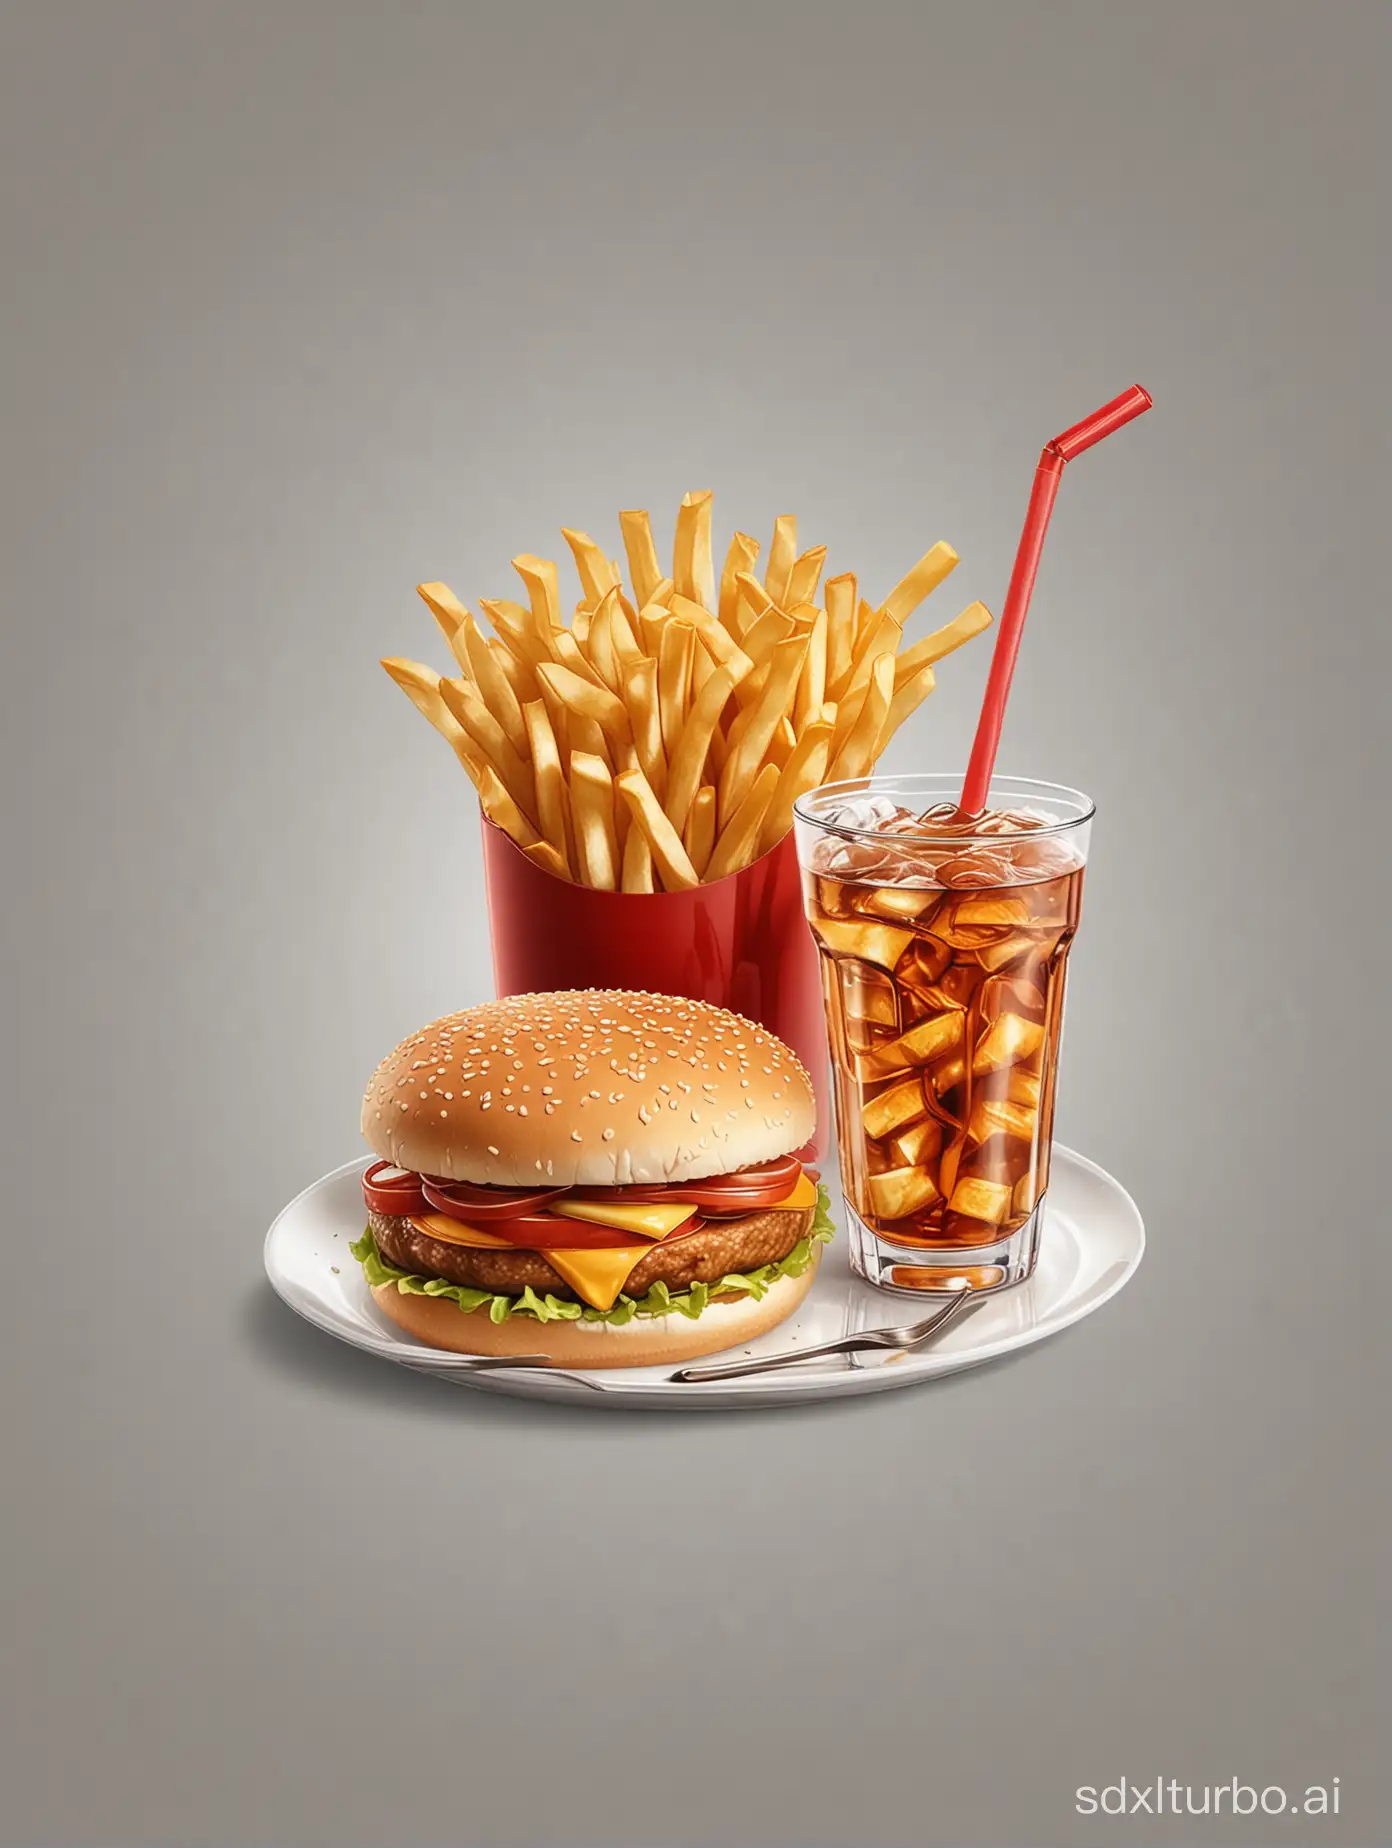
[794,775,1093,1292]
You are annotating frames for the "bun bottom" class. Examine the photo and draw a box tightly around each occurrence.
[369,1253,820,1370]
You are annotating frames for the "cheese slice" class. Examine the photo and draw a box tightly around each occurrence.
[408,1213,517,1249]
[537,1244,652,1312]
[774,1170,818,1212]
[550,1197,698,1239]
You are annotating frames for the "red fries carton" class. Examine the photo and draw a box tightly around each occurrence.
[481,818,829,1157]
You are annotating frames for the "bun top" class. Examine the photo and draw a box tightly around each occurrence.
[361,990,816,1187]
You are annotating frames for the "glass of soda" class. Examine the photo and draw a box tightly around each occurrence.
[794,775,1093,1294]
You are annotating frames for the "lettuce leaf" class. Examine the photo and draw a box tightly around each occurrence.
[350,1183,835,1326]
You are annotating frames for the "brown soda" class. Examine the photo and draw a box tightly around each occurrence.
[804,813,1084,1249]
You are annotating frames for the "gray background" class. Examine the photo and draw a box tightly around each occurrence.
[2,3,1384,1845]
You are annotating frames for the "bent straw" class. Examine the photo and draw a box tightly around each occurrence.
[960,385,1152,814]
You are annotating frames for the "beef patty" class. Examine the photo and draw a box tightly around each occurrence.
[369,1203,815,1302]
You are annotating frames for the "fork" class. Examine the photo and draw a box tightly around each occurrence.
[669,1284,980,1383]
[358,1338,610,1391]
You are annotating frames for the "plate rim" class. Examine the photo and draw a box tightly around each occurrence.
[263,1146,1144,1406]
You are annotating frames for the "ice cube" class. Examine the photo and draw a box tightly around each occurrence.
[1007,1068,1042,1110]
[811,873,853,918]
[929,899,1016,951]
[867,1165,941,1220]
[891,1118,944,1167]
[979,974,1047,1023]
[1019,874,1076,927]
[946,1176,1013,1224]
[861,1077,930,1140]
[1012,1175,1037,1215]
[898,937,952,986]
[809,916,913,970]
[852,882,940,924]
[867,1008,965,1074]
[838,961,899,1049]
[971,1012,1044,1075]
[928,1054,967,1098]
[953,895,1031,930]
[823,792,904,832]
[966,1096,1038,1145]
[973,933,1039,973]
[936,850,1014,890]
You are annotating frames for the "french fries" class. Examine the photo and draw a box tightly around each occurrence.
[383,494,991,889]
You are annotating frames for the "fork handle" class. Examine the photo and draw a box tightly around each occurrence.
[672,1291,972,1384]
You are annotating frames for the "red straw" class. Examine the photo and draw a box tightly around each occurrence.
[959,384,1152,814]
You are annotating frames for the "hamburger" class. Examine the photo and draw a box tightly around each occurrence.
[351,990,832,1368]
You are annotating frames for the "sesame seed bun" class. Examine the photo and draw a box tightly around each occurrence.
[360,990,817,1187]
[368,1254,820,1369]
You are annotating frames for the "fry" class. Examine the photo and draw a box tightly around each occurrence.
[551,628,609,692]
[620,656,666,799]
[570,712,612,770]
[759,721,832,856]
[718,532,759,634]
[671,594,753,687]
[458,612,528,755]
[636,603,667,658]
[770,716,797,766]
[764,515,797,608]
[620,822,654,893]
[684,785,717,875]
[438,676,538,822]
[586,590,623,692]
[523,839,571,882]
[619,510,662,608]
[735,604,796,706]
[569,752,620,890]
[706,762,779,882]
[785,545,827,610]
[416,581,471,664]
[672,489,714,608]
[824,572,858,695]
[479,596,553,670]
[616,769,699,892]
[511,555,562,647]
[828,652,895,782]
[830,670,870,760]
[522,699,572,873]
[657,619,695,757]
[717,633,809,819]
[478,764,540,850]
[793,609,828,730]
[491,637,539,704]
[879,540,959,627]
[734,570,772,633]
[560,529,618,603]
[892,600,993,685]
[663,665,736,837]
[607,594,643,675]
[851,605,904,677]
[536,661,632,754]
[883,662,937,742]
[380,658,469,755]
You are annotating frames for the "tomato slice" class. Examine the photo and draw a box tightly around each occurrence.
[573,1152,807,1213]
[362,1161,429,1216]
[421,1178,570,1222]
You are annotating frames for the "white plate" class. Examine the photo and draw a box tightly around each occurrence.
[263,1147,1143,1409]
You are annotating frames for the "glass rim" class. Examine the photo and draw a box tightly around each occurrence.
[792,773,1096,845]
